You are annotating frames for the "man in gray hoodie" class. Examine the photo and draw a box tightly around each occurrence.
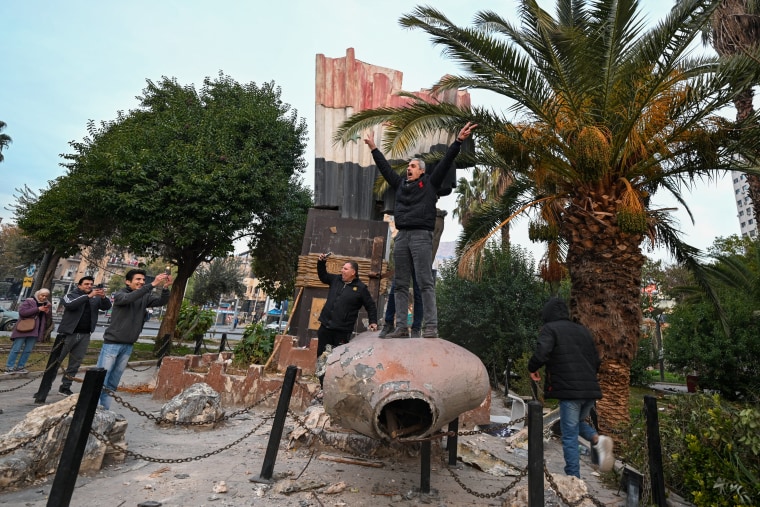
[96,268,171,409]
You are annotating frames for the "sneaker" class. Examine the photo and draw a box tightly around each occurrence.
[14,368,29,374]
[378,323,395,338]
[58,387,74,397]
[593,435,615,473]
[386,327,410,338]
[410,329,421,338]
[33,397,45,405]
[422,327,438,338]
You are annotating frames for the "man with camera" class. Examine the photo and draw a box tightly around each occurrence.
[33,276,112,403]
[97,268,171,409]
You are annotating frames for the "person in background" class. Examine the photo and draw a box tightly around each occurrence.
[33,276,111,402]
[364,122,477,338]
[96,269,171,409]
[4,288,51,374]
[528,297,615,477]
[315,253,378,386]
[379,273,422,338]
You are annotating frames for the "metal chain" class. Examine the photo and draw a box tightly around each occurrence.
[444,449,530,499]
[127,362,155,372]
[0,405,75,456]
[101,383,282,426]
[0,340,65,392]
[89,411,275,463]
[543,463,608,507]
[0,372,42,392]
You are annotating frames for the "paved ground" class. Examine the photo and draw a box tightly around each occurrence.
[0,361,633,507]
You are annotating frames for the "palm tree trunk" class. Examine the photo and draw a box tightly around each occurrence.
[564,204,645,433]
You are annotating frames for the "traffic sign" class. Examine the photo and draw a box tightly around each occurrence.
[22,276,33,288]
[26,264,36,277]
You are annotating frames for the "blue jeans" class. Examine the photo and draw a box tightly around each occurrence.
[96,343,133,409]
[559,399,599,477]
[384,273,423,330]
[393,229,436,329]
[6,337,37,370]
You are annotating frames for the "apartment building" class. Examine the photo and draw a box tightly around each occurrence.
[732,170,758,240]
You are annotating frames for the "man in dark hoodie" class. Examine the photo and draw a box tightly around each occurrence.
[528,297,614,477]
[96,269,171,409]
[363,122,476,338]
[33,276,112,403]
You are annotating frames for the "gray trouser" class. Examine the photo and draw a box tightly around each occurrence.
[393,229,437,329]
[59,332,92,389]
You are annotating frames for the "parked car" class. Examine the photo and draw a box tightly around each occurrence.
[0,307,19,332]
[265,321,288,333]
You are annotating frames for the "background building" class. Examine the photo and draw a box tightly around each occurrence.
[732,170,758,240]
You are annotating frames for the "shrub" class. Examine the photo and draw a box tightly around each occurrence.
[436,245,548,384]
[618,394,760,506]
[232,322,275,367]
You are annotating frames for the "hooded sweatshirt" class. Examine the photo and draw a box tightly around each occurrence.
[527,298,602,400]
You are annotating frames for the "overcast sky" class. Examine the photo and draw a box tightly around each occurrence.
[1,0,741,264]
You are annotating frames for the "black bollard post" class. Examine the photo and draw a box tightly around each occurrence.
[219,333,228,353]
[156,333,171,367]
[527,400,544,507]
[447,418,459,466]
[644,395,667,507]
[252,365,298,483]
[47,367,106,507]
[420,439,431,494]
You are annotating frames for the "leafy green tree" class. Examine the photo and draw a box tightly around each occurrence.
[249,182,311,302]
[436,245,548,382]
[55,74,310,341]
[0,224,37,282]
[0,121,11,163]
[189,257,245,306]
[336,0,760,430]
[666,238,760,399]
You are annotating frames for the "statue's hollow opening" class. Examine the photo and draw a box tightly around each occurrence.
[378,398,433,439]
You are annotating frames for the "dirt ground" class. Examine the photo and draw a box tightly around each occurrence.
[0,365,627,507]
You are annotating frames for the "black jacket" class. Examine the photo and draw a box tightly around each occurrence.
[528,298,602,400]
[371,140,462,231]
[58,287,112,335]
[317,259,377,332]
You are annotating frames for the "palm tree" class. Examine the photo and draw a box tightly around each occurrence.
[336,0,760,430]
[706,1,760,227]
[455,166,513,248]
[0,121,11,163]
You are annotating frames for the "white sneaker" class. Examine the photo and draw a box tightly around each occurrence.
[593,435,615,473]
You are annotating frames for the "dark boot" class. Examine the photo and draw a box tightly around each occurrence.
[386,327,410,338]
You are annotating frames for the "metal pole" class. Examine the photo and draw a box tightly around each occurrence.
[253,365,298,482]
[656,316,665,382]
[447,418,459,466]
[644,395,667,507]
[47,367,106,507]
[420,439,431,494]
[527,400,544,506]
[504,357,512,396]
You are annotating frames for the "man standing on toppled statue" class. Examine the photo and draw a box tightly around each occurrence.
[364,121,477,338]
